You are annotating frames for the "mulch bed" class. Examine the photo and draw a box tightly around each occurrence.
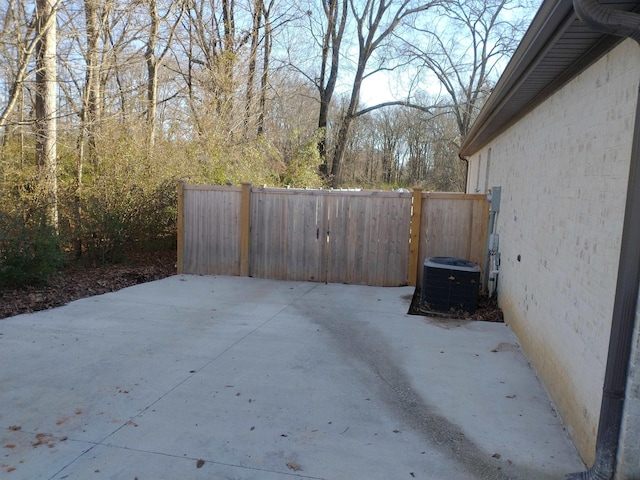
[407,286,504,323]
[0,250,177,320]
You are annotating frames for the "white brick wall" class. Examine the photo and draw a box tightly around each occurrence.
[618,286,640,479]
[466,39,640,462]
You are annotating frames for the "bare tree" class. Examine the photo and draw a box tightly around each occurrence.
[257,0,274,136]
[221,0,235,104]
[102,3,141,124]
[244,0,263,137]
[0,2,58,138]
[35,0,58,229]
[329,0,437,187]
[426,111,466,191]
[402,107,433,185]
[261,73,319,158]
[78,0,103,163]
[0,0,30,157]
[145,0,185,150]
[182,0,240,131]
[406,0,532,140]
[316,0,348,168]
[375,108,402,184]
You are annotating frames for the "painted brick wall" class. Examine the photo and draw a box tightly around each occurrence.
[465,39,640,462]
[618,287,640,479]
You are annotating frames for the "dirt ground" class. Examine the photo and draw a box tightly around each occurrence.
[1,253,503,323]
[407,287,504,322]
[0,250,177,320]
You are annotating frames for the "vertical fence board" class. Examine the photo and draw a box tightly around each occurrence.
[470,197,490,268]
[408,189,423,286]
[240,183,252,276]
[326,194,352,284]
[177,180,185,274]
[326,191,411,286]
[182,185,241,276]
[250,189,326,281]
[417,193,489,287]
[385,194,413,285]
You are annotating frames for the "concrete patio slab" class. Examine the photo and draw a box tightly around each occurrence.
[0,275,584,479]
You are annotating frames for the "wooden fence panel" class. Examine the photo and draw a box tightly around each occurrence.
[326,191,412,286]
[250,188,327,282]
[179,184,489,288]
[181,185,241,275]
[417,193,489,287]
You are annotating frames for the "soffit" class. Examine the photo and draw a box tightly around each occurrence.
[459,0,640,156]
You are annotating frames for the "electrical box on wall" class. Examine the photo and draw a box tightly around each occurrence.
[488,186,501,212]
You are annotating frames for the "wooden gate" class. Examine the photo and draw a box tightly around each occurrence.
[245,188,412,285]
[177,182,489,287]
[325,191,412,286]
[249,189,328,282]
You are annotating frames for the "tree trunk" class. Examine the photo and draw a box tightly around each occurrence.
[221,0,235,113]
[35,0,58,231]
[74,0,101,257]
[329,63,363,187]
[317,0,347,165]
[257,2,272,136]
[83,0,100,161]
[145,0,185,149]
[244,0,262,138]
[0,7,42,136]
[146,0,159,152]
[328,0,435,187]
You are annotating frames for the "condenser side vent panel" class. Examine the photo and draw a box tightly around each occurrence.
[421,257,480,314]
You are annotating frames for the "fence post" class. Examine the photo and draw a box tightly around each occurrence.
[408,188,423,286]
[240,182,252,276]
[177,179,185,274]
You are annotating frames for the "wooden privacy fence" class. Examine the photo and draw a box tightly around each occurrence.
[177,182,489,287]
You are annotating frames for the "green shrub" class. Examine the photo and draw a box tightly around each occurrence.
[281,131,326,188]
[80,199,130,264]
[0,213,64,289]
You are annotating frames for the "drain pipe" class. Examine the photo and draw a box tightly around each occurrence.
[458,154,469,193]
[567,1,640,479]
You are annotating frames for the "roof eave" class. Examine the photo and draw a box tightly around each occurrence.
[459,0,624,157]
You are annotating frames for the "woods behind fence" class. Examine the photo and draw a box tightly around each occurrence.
[178,183,489,287]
